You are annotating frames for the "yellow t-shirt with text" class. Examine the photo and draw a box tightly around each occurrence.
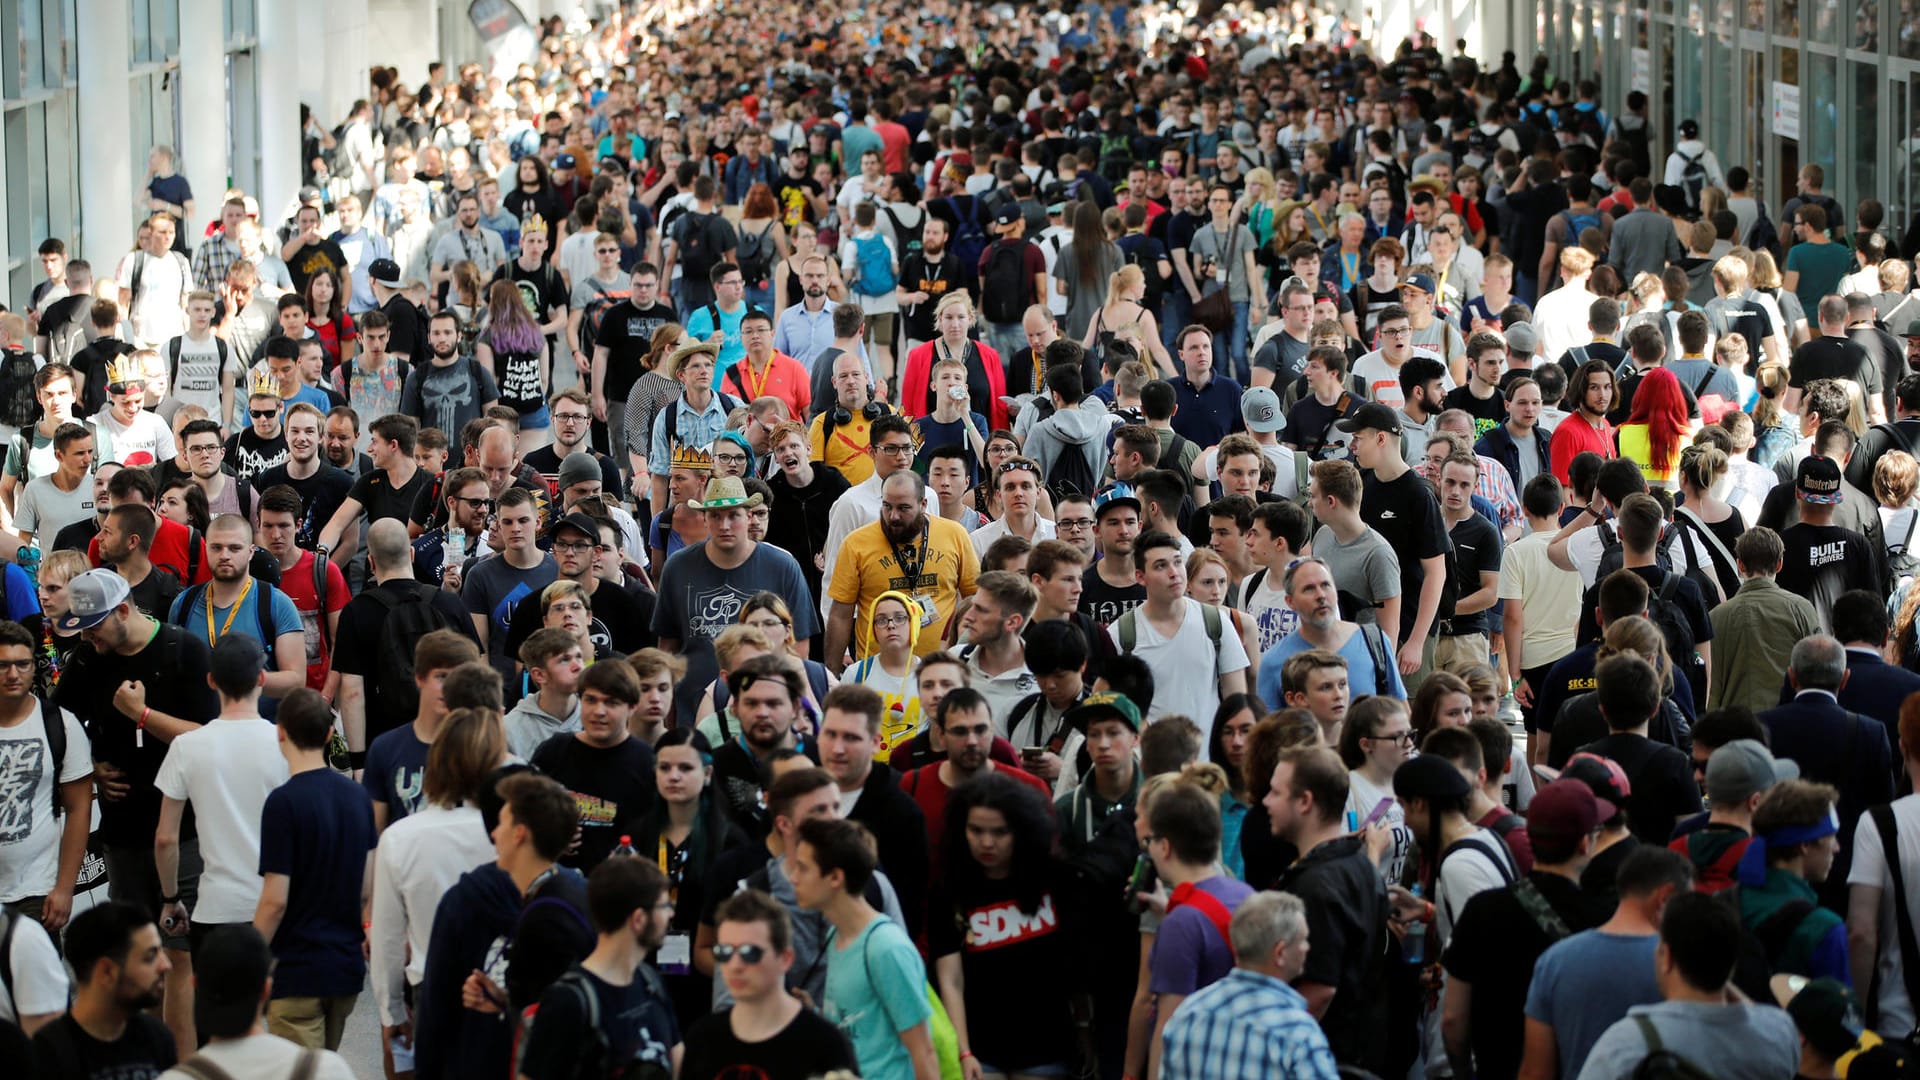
[828,516,979,658]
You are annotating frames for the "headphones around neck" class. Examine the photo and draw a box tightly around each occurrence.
[829,397,887,428]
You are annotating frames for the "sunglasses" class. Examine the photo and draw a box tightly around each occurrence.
[251,409,281,419]
[711,943,769,965]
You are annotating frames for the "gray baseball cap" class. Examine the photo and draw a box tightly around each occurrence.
[1706,738,1799,804]
[56,568,130,632]
[1504,321,1540,354]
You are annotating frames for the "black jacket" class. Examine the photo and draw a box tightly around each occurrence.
[1475,422,1553,494]
[848,761,930,938]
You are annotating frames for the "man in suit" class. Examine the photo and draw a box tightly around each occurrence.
[1759,634,1895,910]
[1777,590,1920,754]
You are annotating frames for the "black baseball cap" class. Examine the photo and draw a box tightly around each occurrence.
[1335,402,1404,436]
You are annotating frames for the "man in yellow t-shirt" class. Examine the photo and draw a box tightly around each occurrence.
[825,469,979,670]
[809,348,894,485]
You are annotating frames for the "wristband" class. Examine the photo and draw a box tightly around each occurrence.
[160,892,179,905]
[959,1051,975,1062]
[349,750,369,770]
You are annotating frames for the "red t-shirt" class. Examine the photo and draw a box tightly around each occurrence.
[89,515,210,585]
[903,761,1054,859]
[1548,412,1617,484]
[275,549,350,689]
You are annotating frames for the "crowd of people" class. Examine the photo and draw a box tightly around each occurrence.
[14,0,1920,1078]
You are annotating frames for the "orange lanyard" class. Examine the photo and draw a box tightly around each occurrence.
[204,576,254,649]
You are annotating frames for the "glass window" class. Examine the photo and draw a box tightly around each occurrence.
[1807,54,1837,205]
[130,0,150,64]
[19,0,46,95]
[1779,0,1801,35]
[1904,0,1920,57]
[1745,0,1766,30]
[154,0,177,58]
[24,103,47,244]
[1853,63,1879,212]
[1855,0,1881,47]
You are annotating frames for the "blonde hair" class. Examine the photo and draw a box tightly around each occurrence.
[933,291,975,322]
[1596,615,1676,696]
[1108,263,1146,301]
[1877,450,1920,508]
[713,624,772,669]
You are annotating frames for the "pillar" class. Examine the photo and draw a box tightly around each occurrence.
[257,0,302,229]
[177,0,229,210]
[76,0,135,266]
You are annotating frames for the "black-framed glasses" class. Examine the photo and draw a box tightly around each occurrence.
[873,614,911,629]
[0,659,33,672]
[186,444,223,456]
[1057,517,1096,532]
[713,452,750,466]
[553,539,596,554]
[554,412,591,423]
[1367,730,1418,747]
[453,496,497,512]
[874,442,915,456]
[712,943,768,965]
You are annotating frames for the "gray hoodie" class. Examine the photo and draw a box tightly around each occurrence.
[502,693,581,761]
[1024,397,1118,488]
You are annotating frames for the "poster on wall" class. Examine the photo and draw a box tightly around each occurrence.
[470,0,538,71]
[1772,82,1801,141]
[1631,48,1651,95]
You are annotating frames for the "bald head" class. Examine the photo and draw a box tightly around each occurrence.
[367,518,413,575]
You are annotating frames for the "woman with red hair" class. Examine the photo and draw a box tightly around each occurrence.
[1616,365,1691,490]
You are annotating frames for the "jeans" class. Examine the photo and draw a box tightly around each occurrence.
[983,320,1027,367]
[1210,300,1251,384]
[1162,290,1192,352]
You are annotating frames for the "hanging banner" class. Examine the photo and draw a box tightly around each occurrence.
[1771,82,1800,141]
[470,0,538,71]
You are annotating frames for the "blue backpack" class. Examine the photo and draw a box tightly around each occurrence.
[1562,208,1602,242]
[852,232,897,298]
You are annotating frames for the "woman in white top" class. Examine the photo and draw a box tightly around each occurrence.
[368,707,505,1062]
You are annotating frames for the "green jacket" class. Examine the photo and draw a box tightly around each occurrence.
[1737,867,1848,980]
[1706,576,1821,713]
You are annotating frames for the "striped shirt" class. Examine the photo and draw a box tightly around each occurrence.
[1160,968,1340,1080]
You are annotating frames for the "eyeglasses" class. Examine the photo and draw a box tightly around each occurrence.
[713,453,750,466]
[1380,326,1412,338]
[1057,517,1096,532]
[186,444,223,456]
[1367,729,1418,747]
[251,409,280,419]
[554,412,591,423]
[0,659,33,672]
[553,539,596,553]
[874,442,915,456]
[873,614,912,629]
[711,943,768,965]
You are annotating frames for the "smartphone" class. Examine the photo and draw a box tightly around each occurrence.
[1359,796,1395,830]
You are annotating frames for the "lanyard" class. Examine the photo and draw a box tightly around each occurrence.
[1307,203,1331,238]
[890,523,930,584]
[1341,251,1360,286]
[732,357,772,401]
[204,576,254,649]
[658,834,687,900]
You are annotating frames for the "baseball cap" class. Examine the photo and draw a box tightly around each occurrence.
[598,155,628,174]
[554,152,577,170]
[57,569,130,632]
[1313,280,1346,309]
[1526,779,1615,844]
[1772,975,1865,1060]
[1336,401,1404,436]
[1705,738,1799,804]
[1065,691,1143,733]
[368,258,403,287]
[1400,272,1437,296]
[1796,455,1845,505]
[1562,751,1633,803]
[1679,118,1701,138]
[1904,317,1920,338]
[1393,754,1472,801]
[297,185,322,204]
[193,926,274,1039]
[1093,481,1143,518]
[549,511,601,543]
[1504,321,1540,354]
[1241,386,1284,433]
[994,204,1022,226]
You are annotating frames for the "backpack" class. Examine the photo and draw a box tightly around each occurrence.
[166,335,232,403]
[851,233,898,298]
[177,580,281,664]
[364,580,469,718]
[1044,438,1098,499]
[879,204,924,266]
[0,350,38,429]
[662,388,743,451]
[44,308,88,368]
[1888,507,1920,597]
[575,279,622,358]
[858,918,965,1080]
[1559,208,1603,245]
[1465,125,1510,169]
[169,1047,323,1080]
[1115,601,1225,661]
[530,965,673,1080]
[1121,238,1166,314]
[944,196,991,269]
[736,221,776,285]
[1629,1015,1719,1080]
[677,211,723,280]
[506,892,598,1077]
[1097,131,1134,182]
[1643,574,1702,675]
[1508,875,1575,941]
[1675,150,1710,210]
[980,241,1030,324]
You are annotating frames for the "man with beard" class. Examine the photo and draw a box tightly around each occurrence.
[1257,556,1405,709]
[524,387,621,494]
[222,372,289,487]
[316,413,433,572]
[590,263,676,464]
[410,466,493,587]
[504,511,650,662]
[248,403,353,551]
[168,515,306,705]
[711,654,819,837]
[654,475,817,727]
[529,661,656,872]
[955,570,1039,731]
[764,420,850,623]
[897,215,965,358]
[899,688,1052,857]
[787,263,866,411]
[428,192,508,289]
[825,469,979,673]
[808,348,894,486]
[1079,483,1147,628]
[96,504,182,619]
[30,902,178,1074]
[401,312,499,440]
[321,407,374,477]
[255,485,348,697]
[2,363,84,516]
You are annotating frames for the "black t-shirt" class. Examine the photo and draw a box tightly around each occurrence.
[1579,732,1703,846]
[30,1012,177,1080]
[1789,335,1881,398]
[55,622,219,847]
[1607,365,1700,425]
[331,580,477,739]
[224,428,290,488]
[523,445,622,495]
[1275,833,1389,1072]
[381,294,424,358]
[1777,522,1880,622]
[1361,468,1452,640]
[285,238,350,294]
[528,735,658,872]
[1284,391,1359,457]
[594,300,678,403]
[900,251,969,343]
[519,966,680,1080]
[926,875,1078,1069]
[680,1005,858,1080]
[1441,384,1508,437]
[1576,565,1715,656]
[125,565,182,622]
[504,576,655,659]
[772,174,824,226]
[251,462,355,550]
[73,339,137,417]
[348,466,434,527]
[1441,872,1608,1080]
[1443,512,1502,637]
[503,259,570,325]
[1078,564,1146,628]
[51,515,99,555]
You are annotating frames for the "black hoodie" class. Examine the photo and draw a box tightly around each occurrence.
[847,760,931,939]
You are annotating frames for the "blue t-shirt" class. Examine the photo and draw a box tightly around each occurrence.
[1524,929,1662,1077]
[1148,875,1255,996]
[258,768,378,997]
[823,915,932,1080]
[168,579,304,716]
[684,302,750,387]
[363,724,430,824]
[911,413,989,481]
[0,564,40,623]
[1258,623,1406,711]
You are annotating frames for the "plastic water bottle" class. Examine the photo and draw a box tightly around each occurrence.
[1403,883,1428,964]
[444,528,466,570]
[610,835,638,860]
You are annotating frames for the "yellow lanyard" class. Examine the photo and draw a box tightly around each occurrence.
[1307,204,1331,238]
[1341,252,1360,285]
[658,834,682,901]
[204,576,254,649]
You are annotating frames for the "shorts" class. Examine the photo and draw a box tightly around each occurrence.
[268,993,357,1051]
[863,312,896,347]
[1433,632,1491,676]
[517,404,551,430]
[105,839,202,952]
[189,920,252,959]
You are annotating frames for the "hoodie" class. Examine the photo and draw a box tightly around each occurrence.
[847,760,931,938]
[1024,397,1118,489]
[1668,821,1752,894]
[414,864,522,1080]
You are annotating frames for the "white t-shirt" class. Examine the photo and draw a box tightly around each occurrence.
[1108,598,1251,744]
[1238,566,1298,654]
[1852,796,1920,1034]
[0,909,68,1024]
[1564,521,1609,590]
[1346,768,1413,886]
[92,405,177,468]
[1497,530,1583,670]
[1199,443,1298,498]
[1435,828,1518,941]
[15,471,96,544]
[153,716,290,923]
[157,1034,356,1080]
[165,333,241,419]
[0,703,90,902]
[969,515,1057,558]
[839,231,900,315]
[116,249,189,346]
[1350,347,1452,409]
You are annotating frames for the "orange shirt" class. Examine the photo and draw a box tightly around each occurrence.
[720,350,811,419]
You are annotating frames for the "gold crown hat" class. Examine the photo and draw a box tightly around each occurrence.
[105,354,146,388]
[669,443,713,473]
[247,366,282,399]
[522,213,549,236]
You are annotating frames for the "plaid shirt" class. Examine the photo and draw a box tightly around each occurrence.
[190,232,242,294]
[1475,452,1522,529]
[647,391,734,476]
[1160,968,1340,1080]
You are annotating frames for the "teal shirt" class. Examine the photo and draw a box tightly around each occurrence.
[1784,240,1852,314]
[823,915,932,1079]
[684,301,749,388]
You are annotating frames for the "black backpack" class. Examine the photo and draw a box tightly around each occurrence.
[944,196,991,269]
[1122,238,1166,315]
[0,350,38,429]
[879,204,925,266]
[1045,440,1098,499]
[980,241,1029,323]
[166,336,232,401]
[365,581,469,718]
[1629,1015,1719,1080]
[678,211,723,280]
[736,221,777,285]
